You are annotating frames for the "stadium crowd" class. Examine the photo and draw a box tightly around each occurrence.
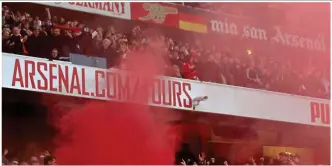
[1,3,323,165]
[2,149,56,165]
[2,4,330,99]
[2,146,300,165]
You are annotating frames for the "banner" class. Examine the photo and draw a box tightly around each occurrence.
[128,2,329,55]
[34,2,131,20]
[2,53,330,127]
[175,4,330,55]
[178,12,207,33]
[4,53,192,110]
[130,2,179,27]
[208,15,328,53]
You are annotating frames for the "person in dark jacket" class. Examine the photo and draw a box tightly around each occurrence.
[96,38,118,68]
[2,30,11,53]
[175,143,197,165]
[7,26,27,55]
[48,48,68,61]
[46,27,67,57]
[26,28,46,58]
[69,28,92,55]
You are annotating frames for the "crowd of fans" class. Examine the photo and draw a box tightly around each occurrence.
[0,3,326,165]
[174,144,301,165]
[2,145,300,165]
[2,149,56,165]
[2,4,330,99]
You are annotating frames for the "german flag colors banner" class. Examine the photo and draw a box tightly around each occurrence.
[178,12,207,33]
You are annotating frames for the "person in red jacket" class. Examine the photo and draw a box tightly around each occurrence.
[182,52,199,80]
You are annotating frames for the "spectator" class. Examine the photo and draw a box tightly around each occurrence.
[20,22,30,40]
[3,9,17,26]
[247,156,256,165]
[2,28,11,53]
[11,158,19,165]
[169,50,183,67]
[197,54,223,83]
[29,156,39,165]
[44,155,56,165]
[32,16,41,29]
[93,26,104,43]
[175,143,197,165]
[306,70,327,98]
[73,27,93,55]
[246,61,262,88]
[209,157,216,165]
[292,154,300,165]
[258,157,264,165]
[117,40,129,56]
[198,152,207,165]
[107,25,116,35]
[229,58,246,87]
[273,152,287,165]
[259,68,273,90]
[97,38,111,55]
[66,29,83,54]
[46,27,64,53]
[7,26,27,55]
[49,48,61,61]
[182,55,199,80]
[117,42,129,69]
[129,25,142,42]
[96,38,118,68]
[2,149,9,165]
[167,64,182,78]
[26,28,46,58]
[58,17,66,25]
[180,159,186,165]
[297,72,308,96]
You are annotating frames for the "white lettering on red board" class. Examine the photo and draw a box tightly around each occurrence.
[310,102,330,125]
[11,59,193,109]
[68,2,126,15]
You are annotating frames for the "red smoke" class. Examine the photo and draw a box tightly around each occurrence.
[48,40,178,164]
[52,102,175,165]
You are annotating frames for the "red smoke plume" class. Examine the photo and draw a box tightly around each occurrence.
[52,102,175,165]
[49,39,178,164]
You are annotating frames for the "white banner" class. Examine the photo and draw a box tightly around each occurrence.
[34,2,131,20]
[2,53,330,127]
